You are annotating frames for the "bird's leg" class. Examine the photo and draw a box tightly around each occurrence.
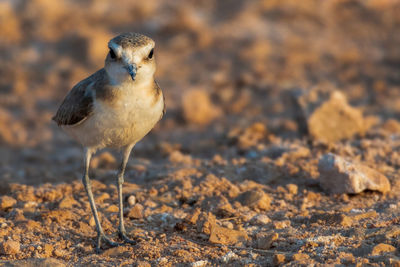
[82,148,119,253]
[117,144,136,244]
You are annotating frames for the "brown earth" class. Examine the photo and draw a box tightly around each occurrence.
[0,0,400,266]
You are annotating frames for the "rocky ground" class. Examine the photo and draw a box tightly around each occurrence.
[0,0,400,266]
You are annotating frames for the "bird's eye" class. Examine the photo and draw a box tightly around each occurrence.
[109,49,116,59]
[148,48,154,59]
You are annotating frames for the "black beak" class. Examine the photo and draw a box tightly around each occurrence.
[124,64,137,81]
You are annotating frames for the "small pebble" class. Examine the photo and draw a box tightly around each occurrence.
[286,184,298,195]
[23,201,38,208]
[274,254,286,265]
[292,253,309,261]
[127,195,136,206]
[255,232,278,249]
[221,251,237,263]
[221,221,234,229]
[157,257,168,264]
[252,214,271,225]
[191,260,208,267]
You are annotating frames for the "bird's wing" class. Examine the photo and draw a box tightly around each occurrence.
[52,69,105,126]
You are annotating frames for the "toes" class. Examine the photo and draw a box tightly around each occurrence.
[95,234,119,252]
[123,237,137,245]
[106,239,119,247]
[103,235,119,247]
[119,231,137,244]
[118,231,125,239]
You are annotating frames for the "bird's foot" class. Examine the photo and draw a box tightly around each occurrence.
[96,233,119,253]
[118,230,137,245]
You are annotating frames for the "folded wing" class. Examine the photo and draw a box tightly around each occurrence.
[52,70,105,126]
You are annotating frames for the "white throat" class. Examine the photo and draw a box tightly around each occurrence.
[106,65,131,86]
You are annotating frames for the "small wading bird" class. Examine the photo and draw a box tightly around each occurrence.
[53,33,165,252]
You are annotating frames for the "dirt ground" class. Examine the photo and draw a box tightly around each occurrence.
[0,0,400,266]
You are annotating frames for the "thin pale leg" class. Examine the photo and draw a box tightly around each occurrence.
[117,144,136,244]
[82,148,119,252]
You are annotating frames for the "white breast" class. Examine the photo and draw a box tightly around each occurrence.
[64,82,163,149]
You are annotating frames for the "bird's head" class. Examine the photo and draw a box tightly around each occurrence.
[105,33,156,86]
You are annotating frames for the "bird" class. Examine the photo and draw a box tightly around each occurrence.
[52,33,165,253]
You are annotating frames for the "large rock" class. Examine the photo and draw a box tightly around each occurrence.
[254,232,278,249]
[318,153,391,194]
[58,196,79,209]
[127,203,144,219]
[182,89,222,125]
[292,88,366,142]
[0,240,20,255]
[102,246,130,257]
[209,224,248,245]
[0,108,28,145]
[0,2,21,44]
[236,190,271,210]
[371,243,396,255]
[0,196,17,210]
[227,122,268,149]
[196,212,216,235]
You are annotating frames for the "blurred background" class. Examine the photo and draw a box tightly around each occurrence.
[0,0,400,185]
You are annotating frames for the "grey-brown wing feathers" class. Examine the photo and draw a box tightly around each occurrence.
[52,70,105,126]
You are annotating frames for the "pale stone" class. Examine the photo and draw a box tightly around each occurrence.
[318,153,391,194]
